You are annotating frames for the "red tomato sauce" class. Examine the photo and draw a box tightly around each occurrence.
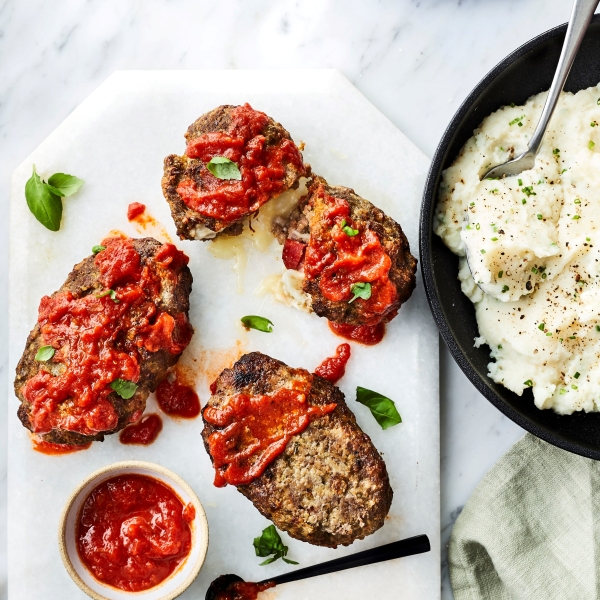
[21,238,192,437]
[204,378,336,487]
[329,321,386,346]
[156,376,201,419]
[32,438,91,455]
[119,414,163,445]
[77,474,193,592]
[303,186,397,328]
[215,581,276,600]
[177,103,305,223]
[314,343,351,383]
[127,202,146,221]
[282,238,306,270]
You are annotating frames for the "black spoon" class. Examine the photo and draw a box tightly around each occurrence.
[205,534,431,600]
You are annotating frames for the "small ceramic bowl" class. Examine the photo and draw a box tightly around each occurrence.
[58,461,209,600]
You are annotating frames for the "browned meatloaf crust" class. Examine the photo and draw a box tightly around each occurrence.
[273,175,417,325]
[201,352,393,548]
[162,105,306,240]
[14,238,193,446]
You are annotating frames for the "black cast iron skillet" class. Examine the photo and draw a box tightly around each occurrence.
[420,14,600,460]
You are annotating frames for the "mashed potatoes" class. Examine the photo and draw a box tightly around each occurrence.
[435,84,600,414]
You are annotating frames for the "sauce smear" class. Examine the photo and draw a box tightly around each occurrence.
[177,103,305,223]
[204,378,336,487]
[215,580,276,600]
[119,414,163,445]
[127,202,146,221]
[329,321,385,346]
[32,438,91,455]
[21,238,192,437]
[77,473,193,592]
[157,377,201,419]
[314,343,351,383]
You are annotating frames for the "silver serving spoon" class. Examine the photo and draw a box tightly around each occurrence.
[482,0,599,180]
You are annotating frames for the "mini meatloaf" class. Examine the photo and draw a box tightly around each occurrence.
[14,237,193,446]
[273,176,417,326]
[162,103,307,241]
[201,352,393,548]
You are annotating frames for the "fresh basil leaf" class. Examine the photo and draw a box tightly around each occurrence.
[47,172,85,197]
[282,557,299,565]
[340,219,359,237]
[356,386,402,430]
[35,345,55,362]
[206,156,242,180]
[25,165,63,231]
[241,315,274,333]
[109,290,119,303]
[349,282,371,303]
[110,379,138,399]
[92,245,106,255]
[253,525,297,565]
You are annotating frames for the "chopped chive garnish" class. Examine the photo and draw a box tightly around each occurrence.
[498,271,503,278]
[470,202,475,207]
[572,384,578,390]
[475,223,480,230]
[480,249,486,254]
[498,344,503,349]
[574,198,581,204]
[574,372,581,379]
[502,285,509,293]
[537,214,543,220]
[546,332,552,336]
[596,325,600,332]
[491,237,498,241]
[573,215,581,220]
[524,380,533,387]
[589,141,596,149]
[522,199,527,204]
[553,148,560,155]
[518,179,523,186]
[538,323,545,331]
[509,115,525,126]
[532,267,538,274]
[542,273,547,279]
[522,186,536,196]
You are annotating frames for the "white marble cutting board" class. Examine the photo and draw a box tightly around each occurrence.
[8,70,439,599]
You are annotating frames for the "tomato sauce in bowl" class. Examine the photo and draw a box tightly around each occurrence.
[76,473,194,592]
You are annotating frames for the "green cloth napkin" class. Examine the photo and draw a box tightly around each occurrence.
[449,433,600,600]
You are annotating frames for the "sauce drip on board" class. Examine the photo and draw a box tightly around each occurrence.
[156,376,201,419]
[303,186,397,330]
[214,580,276,600]
[329,321,386,346]
[204,378,336,487]
[119,414,163,445]
[21,238,192,437]
[77,474,193,592]
[314,343,351,383]
[127,202,146,221]
[32,438,91,455]
[177,103,305,223]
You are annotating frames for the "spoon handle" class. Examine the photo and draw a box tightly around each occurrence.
[527,0,599,156]
[261,534,431,586]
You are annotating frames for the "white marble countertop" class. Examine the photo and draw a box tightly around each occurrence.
[0,1,580,598]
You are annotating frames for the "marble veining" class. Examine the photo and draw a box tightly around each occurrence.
[0,1,581,598]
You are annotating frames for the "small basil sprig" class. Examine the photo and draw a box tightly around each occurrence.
[241,315,273,333]
[92,245,106,255]
[340,219,359,237]
[253,525,298,566]
[207,156,242,180]
[356,386,401,430]
[349,282,371,303]
[96,289,120,303]
[35,345,55,362]
[110,379,138,399]
[24,166,84,231]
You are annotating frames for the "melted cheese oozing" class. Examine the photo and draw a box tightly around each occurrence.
[436,84,600,414]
